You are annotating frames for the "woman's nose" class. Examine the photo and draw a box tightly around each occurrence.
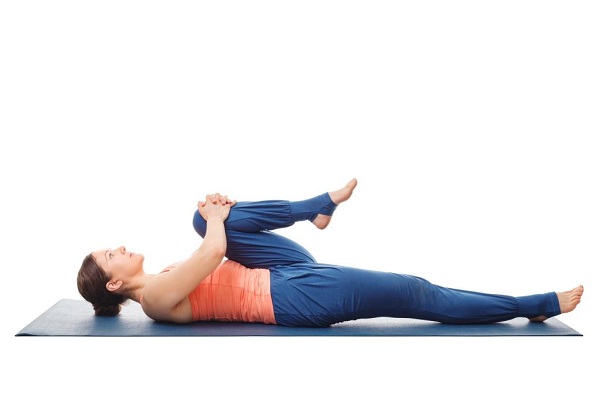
[120,246,126,253]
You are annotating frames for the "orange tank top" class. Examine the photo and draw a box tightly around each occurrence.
[175,259,276,324]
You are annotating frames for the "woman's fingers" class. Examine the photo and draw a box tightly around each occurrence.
[201,193,236,206]
[220,194,237,205]
[206,193,219,204]
[207,193,234,205]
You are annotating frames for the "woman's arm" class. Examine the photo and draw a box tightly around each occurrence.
[142,195,232,320]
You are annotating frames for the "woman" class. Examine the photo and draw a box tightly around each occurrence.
[77,178,583,327]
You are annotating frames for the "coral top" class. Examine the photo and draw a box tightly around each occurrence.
[163,259,276,324]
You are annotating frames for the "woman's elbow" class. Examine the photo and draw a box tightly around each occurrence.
[210,244,226,260]
[215,247,226,260]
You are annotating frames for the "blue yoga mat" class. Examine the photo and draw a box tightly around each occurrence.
[16,298,582,337]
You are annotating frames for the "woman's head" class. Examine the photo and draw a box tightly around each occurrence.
[77,246,144,316]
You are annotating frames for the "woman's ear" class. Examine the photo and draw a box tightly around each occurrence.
[106,280,123,292]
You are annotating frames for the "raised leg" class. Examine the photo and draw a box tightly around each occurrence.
[192,179,357,268]
[192,199,323,268]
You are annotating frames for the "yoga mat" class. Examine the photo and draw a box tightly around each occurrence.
[16,298,582,337]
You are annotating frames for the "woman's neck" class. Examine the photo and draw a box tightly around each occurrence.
[126,273,156,303]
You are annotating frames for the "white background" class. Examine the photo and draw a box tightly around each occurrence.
[1,1,598,399]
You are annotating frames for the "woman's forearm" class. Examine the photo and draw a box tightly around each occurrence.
[143,215,227,312]
[197,215,227,259]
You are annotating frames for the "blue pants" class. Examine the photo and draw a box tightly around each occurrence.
[192,194,560,327]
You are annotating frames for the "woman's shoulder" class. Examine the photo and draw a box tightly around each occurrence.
[140,269,193,323]
[139,265,178,309]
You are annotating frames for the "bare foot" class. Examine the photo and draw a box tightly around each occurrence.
[312,178,358,229]
[529,285,584,322]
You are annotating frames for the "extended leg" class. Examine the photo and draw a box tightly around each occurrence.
[270,264,561,327]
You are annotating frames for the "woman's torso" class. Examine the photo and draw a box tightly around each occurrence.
[150,259,276,324]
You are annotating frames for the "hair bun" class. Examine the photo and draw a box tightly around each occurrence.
[93,303,121,317]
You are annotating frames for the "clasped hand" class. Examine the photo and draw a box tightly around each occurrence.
[198,193,236,221]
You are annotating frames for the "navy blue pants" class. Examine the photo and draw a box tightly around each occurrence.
[192,194,560,327]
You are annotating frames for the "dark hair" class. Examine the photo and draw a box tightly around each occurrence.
[77,253,127,317]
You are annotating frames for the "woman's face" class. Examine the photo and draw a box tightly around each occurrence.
[91,246,144,280]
